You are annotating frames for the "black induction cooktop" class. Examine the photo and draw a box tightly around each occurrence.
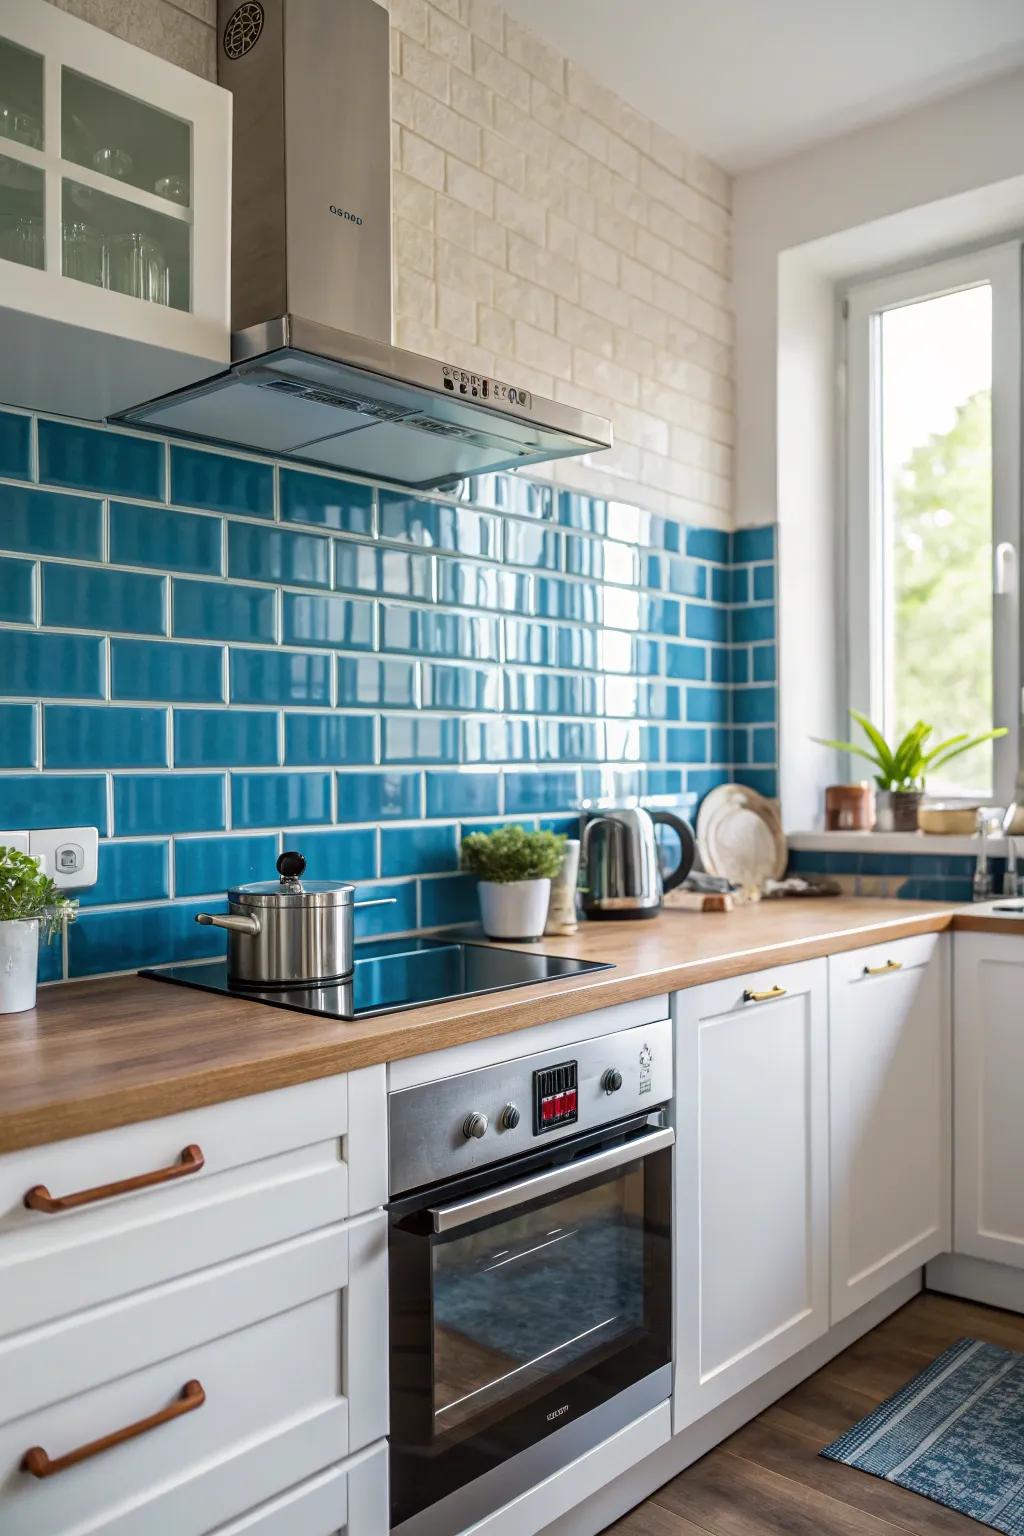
[141,936,613,1020]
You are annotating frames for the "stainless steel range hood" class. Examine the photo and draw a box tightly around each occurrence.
[117,0,611,489]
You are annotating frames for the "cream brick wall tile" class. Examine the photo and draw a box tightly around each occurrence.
[670,249,730,311]
[52,0,215,76]
[397,216,435,277]
[620,255,655,303]
[474,213,508,267]
[392,77,417,130]
[402,35,451,101]
[436,334,497,374]
[445,155,495,215]
[435,193,475,247]
[627,295,669,347]
[427,4,472,69]
[429,0,462,20]
[613,403,670,457]
[556,298,613,359]
[494,271,555,330]
[502,360,556,397]
[482,129,527,191]
[553,377,615,419]
[391,124,403,170]
[635,227,670,276]
[648,121,686,179]
[402,129,446,190]
[472,36,531,111]
[495,183,545,244]
[593,205,635,258]
[530,77,567,136]
[515,319,572,377]
[389,0,429,44]
[569,111,610,166]
[397,268,437,323]
[463,0,504,50]
[564,184,597,234]
[437,283,478,342]
[505,16,565,94]
[437,239,495,302]
[576,229,618,283]
[597,439,641,480]
[412,87,481,163]
[391,25,402,77]
[394,170,436,229]
[646,199,687,251]
[640,159,700,223]
[507,234,579,303]
[450,66,493,125]
[606,133,640,184]
[613,328,655,377]
[572,349,639,407]
[684,148,732,212]
[692,191,730,241]
[580,271,631,330]
[524,157,569,215]
[546,211,577,263]
[493,97,557,164]
[478,305,515,354]
[547,134,591,194]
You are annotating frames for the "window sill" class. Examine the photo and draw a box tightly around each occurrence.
[788,830,1003,857]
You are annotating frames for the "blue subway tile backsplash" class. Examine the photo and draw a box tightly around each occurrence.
[0,413,779,984]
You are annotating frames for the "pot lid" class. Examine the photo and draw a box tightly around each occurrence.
[228,851,356,907]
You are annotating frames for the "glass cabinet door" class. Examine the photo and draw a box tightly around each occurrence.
[0,37,44,271]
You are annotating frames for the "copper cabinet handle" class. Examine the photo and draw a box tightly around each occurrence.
[24,1144,205,1213]
[21,1380,205,1478]
[863,959,903,976]
[743,985,787,1003]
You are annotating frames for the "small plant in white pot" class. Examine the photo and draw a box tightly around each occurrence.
[461,826,566,942]
[0,846,75,1013]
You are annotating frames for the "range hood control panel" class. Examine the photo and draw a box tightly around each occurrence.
[441,364,532,410]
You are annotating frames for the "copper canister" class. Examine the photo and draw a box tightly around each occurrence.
[825,783,875,832]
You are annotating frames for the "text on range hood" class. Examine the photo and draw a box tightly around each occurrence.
[116,0,612,489]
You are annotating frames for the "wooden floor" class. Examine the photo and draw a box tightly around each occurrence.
[606,1292,1024,1536]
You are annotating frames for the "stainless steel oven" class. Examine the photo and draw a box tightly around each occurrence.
[388,1018,673,1535]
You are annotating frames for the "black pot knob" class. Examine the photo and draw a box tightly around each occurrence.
[277,850,307,880]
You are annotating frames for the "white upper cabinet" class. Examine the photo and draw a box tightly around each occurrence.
[673,958,830,1431]
[828,933,951,1324]
[0,0,229,419]
[952,931,1024,1269]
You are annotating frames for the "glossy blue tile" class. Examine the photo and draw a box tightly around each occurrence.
[753,564,774,601]
[43,564,166,635]
[425,770,500,818]
[710,566,730,603]
[665,727,708,763]
[335,541,433,599]
[732,525,775,563]
[78,840,170,907]
[0,483,102,559]
[685,526,729,563]
[43,704,168,769]
[381,823,458,877]
[110,501,222,576]
[688,767,731,800]
[718,727,746,764]
[0,774,108,833]
[533,576,599,623]
[228,521,331,589]
[380,605,499,661]
[0,410,30,478]
[421,662,501,713]
[38,420,164,500]
[538,720,603,762]
[38,938,63,983]
[735,767,778,799]
[379,493,498,558]
[685,603,727,643]
[174,833,279,897]
[461,474,552,518]
[337,770,420,822]
[506,670,600,718]
[229,648,332,706]
[603,722,655,762]
[752,644,776,683]
[289,827,377,881]
[725,648,748,683]
[556,490,607,534]
[174,709,279,767]
[231,771,332,828]
[173,578,276,643]
[382,715,460,764]
[114,773,225,835]
[733,686,776,724]
[280,469,373,533]
[170,445,274,519]
[338,657,416,708]
[462,718,538,764]
[0,555,34,622]
[504,770,579,814]
[419,872,478,927]
[284,712,375,765]
[753,726,777,764]
[506,521,562,570]
[503,619,555,668]
[686,686,729,724]
[68,899,226,977]
[731,604,775,644]
[665,558,707,599]
[283,591,374,651]
[0,704,37,767]
[111,639,224,703]
[0,630,104,697]
[665,642,706,681]
[438,560,531,614]
[352,880,417,937]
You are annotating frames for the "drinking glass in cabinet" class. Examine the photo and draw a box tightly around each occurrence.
[62,219,105,287]
[108,231,169,306]
[62,67,190,207]
[0,37,43,150]
[0,153,43,269]
[62,178,188,310]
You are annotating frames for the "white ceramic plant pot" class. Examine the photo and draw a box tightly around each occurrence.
[0,918,39,1014]
[477,879,552,942]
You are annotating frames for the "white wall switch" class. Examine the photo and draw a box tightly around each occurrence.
[0,832,31,856]
[28,827,99,891]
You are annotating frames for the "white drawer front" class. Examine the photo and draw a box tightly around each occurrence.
[0,1068,386,1339]
[0,1212,387,1536]
[209,1441,388,1536]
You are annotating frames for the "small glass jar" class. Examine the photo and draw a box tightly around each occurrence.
[0,212,43,269]
[0,103,42,149]
[62,220,105,287]
[107,231,169,306]
[91,147,134,181]
[154,174,188,205]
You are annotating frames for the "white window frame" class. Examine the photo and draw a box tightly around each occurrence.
[844,241,1022,805]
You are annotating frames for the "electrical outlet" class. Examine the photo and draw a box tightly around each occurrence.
[27,827,99,891]
[0,831,31,855]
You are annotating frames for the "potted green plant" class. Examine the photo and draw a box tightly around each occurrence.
[814,710,1007,832]
[460,826,566,941]
[0,846,76,1013]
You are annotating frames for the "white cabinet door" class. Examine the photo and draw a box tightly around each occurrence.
[953,932,1024,1268]
[829,933,950,1323]
[673,958,829,1431]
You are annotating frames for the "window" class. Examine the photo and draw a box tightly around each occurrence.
[844,244,1021,802]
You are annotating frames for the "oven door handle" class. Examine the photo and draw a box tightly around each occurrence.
[429,1124,675,1234]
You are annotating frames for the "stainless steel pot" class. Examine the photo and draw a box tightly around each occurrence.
[195,851,394,986]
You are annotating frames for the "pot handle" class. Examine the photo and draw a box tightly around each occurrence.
[194,912,261,935]
[353,897,398,909]
[649,811,696,894]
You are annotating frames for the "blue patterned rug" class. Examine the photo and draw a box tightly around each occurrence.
[822,1337,1024,1532]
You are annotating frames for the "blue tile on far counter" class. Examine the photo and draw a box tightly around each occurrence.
[78,840,170,907]
[732,685,776,724]
[43,704,168,769]
[352,880,417,938]
[38,420,164,501]
[0,409,30,478]
[684,603,727,644]
[732,525,776,563]
[280,468,373,533]
[0,774,108,833]
[425,769,500,819]
[170,444,274,519]
[0,704,37,767]
[685,526,729,563]
[0,483,102,560]
[504,770,579,815]
[69,899,227,978]
[381,823,458,878]
[420,873,478,927]
[731,604,775,644]
[231,771,332,828]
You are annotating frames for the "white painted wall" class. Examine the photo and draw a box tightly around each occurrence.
[732,65,1024,827]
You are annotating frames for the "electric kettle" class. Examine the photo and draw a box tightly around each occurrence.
[580,804,696,919]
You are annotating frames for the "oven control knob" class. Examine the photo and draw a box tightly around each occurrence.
[499,1103,521,1131]
[601,1068,623,1094]
[463,1112,488,1140]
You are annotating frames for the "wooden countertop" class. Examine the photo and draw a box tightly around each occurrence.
[0,897,974,1154]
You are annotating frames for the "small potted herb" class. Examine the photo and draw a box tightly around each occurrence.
[461,826,566,941]
[814,710,1007,832]
[0,846,76,1013]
